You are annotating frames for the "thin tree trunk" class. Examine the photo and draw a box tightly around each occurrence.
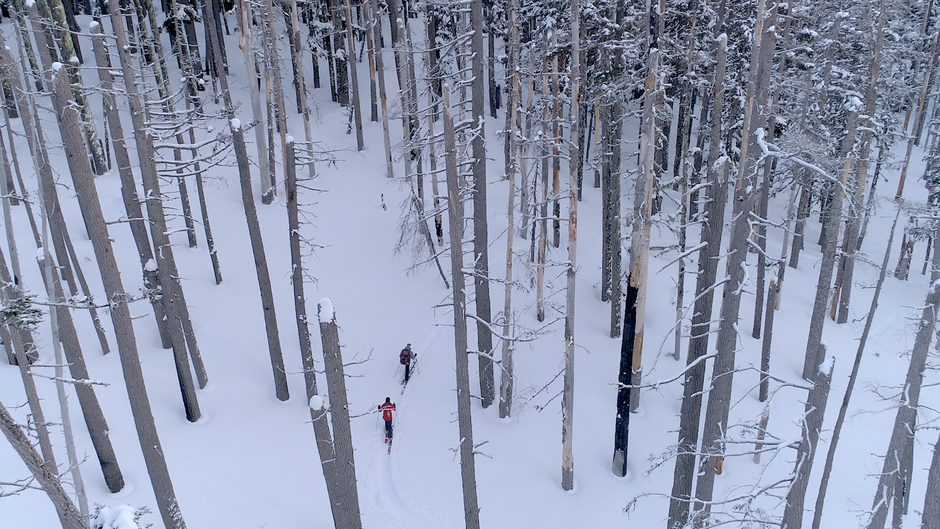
[89,22,173,349]
[345,0,364,150]
[369,0,393,179]
[866,276,940,529]
[443,84,481,529]
[561,0,580,490]
[236,0,271,195]
[110,11,206,416]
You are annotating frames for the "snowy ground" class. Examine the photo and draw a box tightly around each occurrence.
[1,9,938,529]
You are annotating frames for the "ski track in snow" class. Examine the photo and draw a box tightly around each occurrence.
[362,323,458,529]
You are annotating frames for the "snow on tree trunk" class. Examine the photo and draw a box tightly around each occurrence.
[0,398,86,529]
[443,84,482,529]
[694,0,771,517]
[317,301,364,529]
[667,33,728,528]
[88,23,173,351]
[499,0,521,420]
[470,0,495,409]
[802,108,857,380]
[204,0,289,401]
[781,347,833,529]
[812,207,901,529]
[866,249,940,529]
[51,49,187,528]
[109,10,206,417]
[922,430,940,529]
[834,3,886,324]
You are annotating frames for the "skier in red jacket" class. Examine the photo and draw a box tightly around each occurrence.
[378,397,396,442]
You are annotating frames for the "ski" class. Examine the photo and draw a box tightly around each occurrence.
[387,437,392,454]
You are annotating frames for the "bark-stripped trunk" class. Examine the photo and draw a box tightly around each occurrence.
[369,0,393,179]
[499,0,521,420]
[443,84,481,529]
[623,48,659,414]
[561,0,580,491]
[236,0,271,194]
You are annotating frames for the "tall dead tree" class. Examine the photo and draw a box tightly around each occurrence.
[443,84,481,529]
[236,0,270,192]
[561,0,580,492]
[204,0,290,401]
[666,32,729,526]
[866,242,940,529]
[51,54,186,528]
[470,0,495,408]
[109,8,206,418]
[317,300,364,529]
[812,207,902,529]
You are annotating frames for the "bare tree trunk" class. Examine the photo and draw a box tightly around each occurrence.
[470,0,494,409]
[499,0,521,420]
[758,280,776,402]
[0,398,86,529]
[694,1,771,518]
[370,0,393,179]
[204,0,289,401]
[923,429,940,529]
[781,347,833,529]
[561,0,580,491]
[318,300,364,529]
[896,33,939,200]
[802,110,857,380]
[110,9,205,417]
[286,143,346,529]
[288,0,317,179]
[443,84,481,529]
[345,0,364,150]
[261,0,288,203]
[236,0,271,195]
[624,48,659,414]
[51,42,187,527]
[835,3,886,324]
[666,33,728,528]
[812,207,902,529]
[867,277,940,529]
[89,23,173,349]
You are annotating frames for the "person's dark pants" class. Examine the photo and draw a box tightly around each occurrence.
[385,420,393,440]
[404,362,411,382]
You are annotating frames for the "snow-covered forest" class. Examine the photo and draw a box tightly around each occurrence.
[1,0,940,527]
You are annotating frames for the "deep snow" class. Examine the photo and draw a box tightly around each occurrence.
[0,9,937,529]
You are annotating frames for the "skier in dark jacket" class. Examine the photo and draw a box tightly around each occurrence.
[379,397,396,442]
[400,344,416,383]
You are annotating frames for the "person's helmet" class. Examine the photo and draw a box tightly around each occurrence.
[406,343,412,349]
[385,397,391,403]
